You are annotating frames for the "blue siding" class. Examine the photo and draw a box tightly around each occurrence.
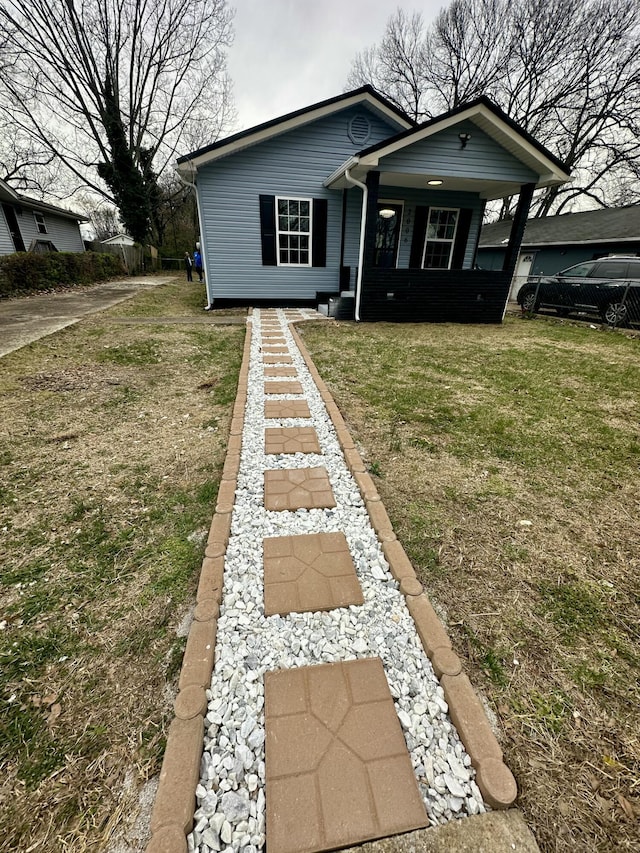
[198,105,402,301]
[380,121,538,183]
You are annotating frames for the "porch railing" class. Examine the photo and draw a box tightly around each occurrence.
[360,268,512,323]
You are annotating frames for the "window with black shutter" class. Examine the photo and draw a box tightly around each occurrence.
[259,194,327,267]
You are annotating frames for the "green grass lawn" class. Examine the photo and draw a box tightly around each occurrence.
[300,315,640,853]
[0,279,244,852]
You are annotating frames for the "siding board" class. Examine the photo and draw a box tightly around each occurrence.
[0,206,15,255]
[15,208,85,253]
[380,121,538,183]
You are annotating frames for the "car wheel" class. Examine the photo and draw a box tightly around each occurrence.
[520,290,538,313]
[602,301,628,326]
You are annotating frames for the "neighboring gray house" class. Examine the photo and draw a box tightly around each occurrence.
[478,205,640,297]
[0,179,86,255]
[176,86,570,322]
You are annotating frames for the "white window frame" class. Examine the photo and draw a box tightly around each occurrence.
[275,196,312,267]
[34,212,48,235]
[421,207,459,270]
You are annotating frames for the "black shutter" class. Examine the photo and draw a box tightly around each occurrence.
[312,198,327,267]
[409,206,429,268]
[451,208,473,269]
[259,194,277,266]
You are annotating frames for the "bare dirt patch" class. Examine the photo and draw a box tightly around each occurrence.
[300,316,640,853]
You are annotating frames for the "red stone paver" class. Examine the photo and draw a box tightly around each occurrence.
[265,658,428,853]
[264,467,336,510]
[263,532,363,616]
[263,354,293,364]
[265,400,311,419]
[264,381,304,395]
[265,427,321,455]
[264,367,297,378]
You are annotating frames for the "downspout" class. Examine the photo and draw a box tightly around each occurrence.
[343,166,367,322]
[176,161,212,307]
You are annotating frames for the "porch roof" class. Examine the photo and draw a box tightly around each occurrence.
[324,97,571,201]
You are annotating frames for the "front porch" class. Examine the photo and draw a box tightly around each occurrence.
[359,267,513,323]
[324,98,570,322]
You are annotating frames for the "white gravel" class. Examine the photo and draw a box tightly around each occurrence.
[188,309,485,853]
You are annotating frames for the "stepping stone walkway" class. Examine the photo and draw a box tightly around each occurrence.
[148,307,519,853]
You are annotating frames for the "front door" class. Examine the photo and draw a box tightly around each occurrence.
[2,204,26,252]
[374,202,403,268]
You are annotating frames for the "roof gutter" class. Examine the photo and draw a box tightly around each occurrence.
[344,165,367,322]
[175,160,213,307]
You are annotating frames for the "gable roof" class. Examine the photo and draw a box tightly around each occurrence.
[480,205,640,248]
[0,178,88,222]
[176,86,415,173]
[325,96,570,196]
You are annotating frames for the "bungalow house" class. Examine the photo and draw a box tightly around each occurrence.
[0,179,86,255]
[478,205,640,300]
[176,86,570,322]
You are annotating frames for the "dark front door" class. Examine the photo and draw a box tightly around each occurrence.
[374,202,402,268]
[2,204,26,252]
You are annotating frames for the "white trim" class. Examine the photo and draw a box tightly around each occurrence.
[179,93,412,172]
[33,211,47,235]
[275,196,313,267]
[421,207,459,270]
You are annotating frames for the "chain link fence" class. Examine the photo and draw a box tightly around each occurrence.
[512,275,640,328]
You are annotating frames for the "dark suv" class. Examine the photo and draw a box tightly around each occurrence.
[517,256,640,325]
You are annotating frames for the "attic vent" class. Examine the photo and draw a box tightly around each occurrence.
[348,114,371,145]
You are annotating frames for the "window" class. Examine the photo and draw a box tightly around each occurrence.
[34,212,47,234]
[276,197,311,266]
[422,208,458,269]
[592,262,628,279]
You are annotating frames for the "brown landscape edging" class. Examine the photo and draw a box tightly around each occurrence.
[145,314,253,853]
[289,322,518,811]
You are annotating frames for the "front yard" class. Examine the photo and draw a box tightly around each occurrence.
[300,315,639,853]
[0,281,244,851]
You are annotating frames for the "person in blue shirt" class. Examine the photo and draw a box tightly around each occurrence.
[193,247,203,282]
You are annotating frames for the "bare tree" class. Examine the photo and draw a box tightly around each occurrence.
[0,0,234,243]
[348,0,640,215]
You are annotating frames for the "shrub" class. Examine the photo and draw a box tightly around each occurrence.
[0,251,126,298]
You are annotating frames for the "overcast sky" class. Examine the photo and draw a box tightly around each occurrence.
[227,0,444,131]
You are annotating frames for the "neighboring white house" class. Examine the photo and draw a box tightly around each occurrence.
[0,178,87,255]
[101,233,135,246]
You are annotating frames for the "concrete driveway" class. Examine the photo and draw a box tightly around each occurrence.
[0,276,175,358]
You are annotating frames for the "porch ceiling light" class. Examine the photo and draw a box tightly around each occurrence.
[379,208,396,218]
[427,179,443,186]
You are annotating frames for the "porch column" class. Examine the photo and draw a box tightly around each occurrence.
[362,170,380,270]
[502,183,535,275]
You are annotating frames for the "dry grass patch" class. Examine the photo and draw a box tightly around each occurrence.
[0,281,244,851]
[104,279,248,318]
[300,316,640,853]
